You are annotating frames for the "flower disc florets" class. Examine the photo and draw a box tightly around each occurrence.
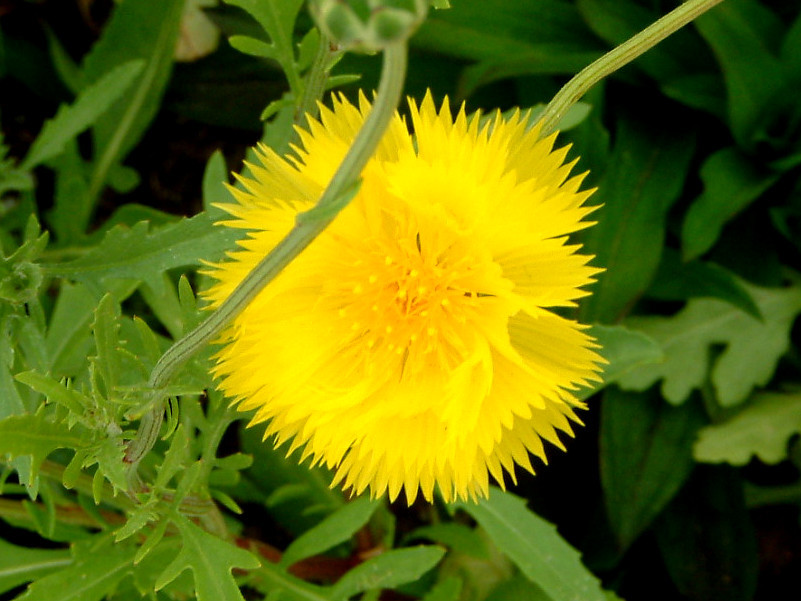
[205,91,605,504]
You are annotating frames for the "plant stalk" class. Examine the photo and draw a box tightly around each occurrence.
[537,0,726,135]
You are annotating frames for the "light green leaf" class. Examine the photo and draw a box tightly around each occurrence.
[14,371,90,416]
[694,391,801,465]
[681,148,778,261]
[329,546,446,601]
[583,325,663,398]
[92,294,122,397]
[601,388,706,551]
[20,60,144,170]
[0,539,71,594]
[457,489,605,601]
[41,213,240,297]
[155,514,261,601]
[619,283,801,406]
[0,412,92,486]
[280,496,379,569]
[17,535,136,601]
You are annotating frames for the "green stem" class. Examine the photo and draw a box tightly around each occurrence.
[537,0,726,135]
[124,41,408,472]
[294,31,338,130]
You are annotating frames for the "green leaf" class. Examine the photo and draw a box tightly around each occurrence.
[619,283,801,406]
[681,148,778,261]
[91,294,122,397]
[600,388,706,551]
[584,325,663,397]
[280,496,379,568]
[329,546,446,601]
[694,0,787,146]
[17,535,137,601]
[0,539,71,594]
[648,249,761,319]
[694,391,801,465]
[155,514,261,601]
[655,467,758,601]
[41,213,241,297]
[405,523,490,559]
[414,0,598,63]
[81,0,184,171]
[422,577,462,601]
[0,412,92,486]
[457,489,606,601]
[14,371,91,417]
[20,60,144,170]
[579,113,695,323]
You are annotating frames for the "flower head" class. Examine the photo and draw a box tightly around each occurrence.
[205,91,604,504]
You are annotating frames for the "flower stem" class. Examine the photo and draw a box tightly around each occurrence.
[294,32,338,131]
[537,0,726,135]
[124,41,408,472]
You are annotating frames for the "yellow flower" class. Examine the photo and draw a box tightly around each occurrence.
[205,91,604,504]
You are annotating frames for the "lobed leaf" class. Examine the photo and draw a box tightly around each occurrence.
[154,514,261,601]
[619,283,801,406]
[694,391,801,465]
[16,535,137,601]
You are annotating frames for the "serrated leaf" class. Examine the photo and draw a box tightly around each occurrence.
[0,539,71,594]
[579,113,695,323]
[17,535,137,601]
[457,489,605,601]
[601,388,706,551]
[154,514,261,601]
[15,371,91,416]
[681,148,778,261]
[20,60,144,170]
[280,496,379,568]
[92,294,122,396]
[619,283,801,406]
[0,413,92,486]
[41,213,241,297]
[329,546,446,601]
[694,391,801,465]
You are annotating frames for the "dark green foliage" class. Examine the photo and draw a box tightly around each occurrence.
[2,1,801,600]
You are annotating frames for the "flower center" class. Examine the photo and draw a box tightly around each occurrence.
[333,232,491,370]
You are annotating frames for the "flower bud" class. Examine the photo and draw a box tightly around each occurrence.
[310,0,428,53]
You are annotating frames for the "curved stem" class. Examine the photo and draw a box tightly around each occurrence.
[537,0,726,135]
[124,41,408,471]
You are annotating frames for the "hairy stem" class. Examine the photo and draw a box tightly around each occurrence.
[124,41,409,477]
[537,0,726,135]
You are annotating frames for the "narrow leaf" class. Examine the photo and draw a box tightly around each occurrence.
[601,388,706,551]
[21,60,144,170]
[280,496,379,568]
[0,539,71,594]
[329,546,446,601]
[457,489,606,601]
